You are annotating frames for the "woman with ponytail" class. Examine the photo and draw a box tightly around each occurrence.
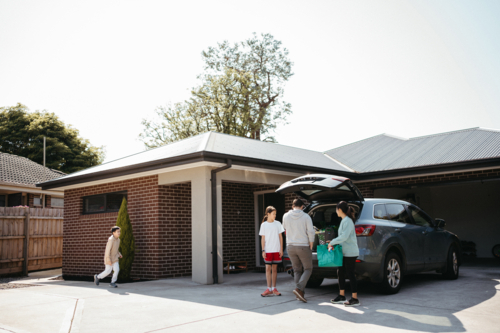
[259,206,285,297]
[327,201,360,307]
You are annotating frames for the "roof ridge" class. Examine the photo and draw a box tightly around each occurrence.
[324,133,401,153]
[408,127,480,140]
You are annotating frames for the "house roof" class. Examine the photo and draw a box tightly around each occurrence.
[0,152,66,186]
[325,128,500,173]
[39,132,353,189]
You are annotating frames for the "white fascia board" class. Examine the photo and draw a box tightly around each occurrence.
[0,185,64,196]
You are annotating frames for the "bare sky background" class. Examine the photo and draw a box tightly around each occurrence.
[1,0,499,163]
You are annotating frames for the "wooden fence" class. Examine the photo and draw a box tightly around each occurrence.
[0,207,63,276]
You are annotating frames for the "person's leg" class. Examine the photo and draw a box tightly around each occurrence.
[287,246,303,289]
[97,265,112,279]
[344,257,358,299]
[271,264,278,288]
[337,259,347,296]
[111,261,120,284]
[296,246,313,291]
[265,264,272,288]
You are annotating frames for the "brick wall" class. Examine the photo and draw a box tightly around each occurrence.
[63,175,192,280]
[355,168,500,198]
[158,183,192,278]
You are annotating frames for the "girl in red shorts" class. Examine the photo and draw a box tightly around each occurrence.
[259,206,285,297]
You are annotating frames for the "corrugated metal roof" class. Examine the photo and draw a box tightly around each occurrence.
[325,128,500,172]
[53,132,352,182]
[0,152,66,186]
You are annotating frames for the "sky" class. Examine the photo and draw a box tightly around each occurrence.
[1,0,499,163]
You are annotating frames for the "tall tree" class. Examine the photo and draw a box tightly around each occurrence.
[0,103,105,173]
[140,33,293,148]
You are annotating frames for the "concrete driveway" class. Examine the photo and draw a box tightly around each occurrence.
[0,262,499,333]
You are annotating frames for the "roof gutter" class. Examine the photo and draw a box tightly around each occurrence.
[211,159,232,284]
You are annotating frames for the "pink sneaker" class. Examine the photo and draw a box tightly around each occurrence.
[261,289,273,297]
[273,289,282,296]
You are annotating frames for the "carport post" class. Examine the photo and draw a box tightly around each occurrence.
[211,159,232,284]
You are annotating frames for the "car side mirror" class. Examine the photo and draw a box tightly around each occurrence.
[435,218,446,228]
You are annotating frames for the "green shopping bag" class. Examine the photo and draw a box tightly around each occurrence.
[317,244,343,267]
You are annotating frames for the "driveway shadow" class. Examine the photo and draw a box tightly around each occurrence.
[31,264,499,332]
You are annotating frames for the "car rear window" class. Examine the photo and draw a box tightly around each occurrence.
[386,204,411,223]
[373,204,389,220]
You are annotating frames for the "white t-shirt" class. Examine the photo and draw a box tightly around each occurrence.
[259,221,285,253]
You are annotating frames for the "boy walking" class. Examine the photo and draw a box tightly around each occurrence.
[94,226,122,288]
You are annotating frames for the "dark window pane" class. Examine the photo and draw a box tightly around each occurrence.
[106,193,126,211]
[386,204,411,223]
[374,204,388,220]
[0,195,5,207]
[408,206,432,227]
[8,193,22,207]
[84,195,105,213]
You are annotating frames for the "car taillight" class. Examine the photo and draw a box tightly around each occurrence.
[355,224,376,237]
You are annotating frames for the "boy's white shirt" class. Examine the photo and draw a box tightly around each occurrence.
[259,221,284,252]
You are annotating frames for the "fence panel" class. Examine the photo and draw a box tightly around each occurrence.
[0,207,63,275]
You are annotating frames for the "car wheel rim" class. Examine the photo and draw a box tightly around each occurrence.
[387,258,401,288]
[452,252,458,275]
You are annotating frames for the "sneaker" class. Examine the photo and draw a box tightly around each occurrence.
[344,298,360,307]
[293,288,307,303]
[272,289,281,296]
[261,289,273,297]
[330,295,346,304]
[94,275,99,286]
[110,283,118,288]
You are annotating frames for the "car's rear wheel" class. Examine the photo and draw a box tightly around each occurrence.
[380,252,403,294]
[442,246,459,280]
[306,276,324,288]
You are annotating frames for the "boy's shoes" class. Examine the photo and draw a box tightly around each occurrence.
[272,289,281,296]
[344,298,360,307]
[261,289,273,297]
[110,283,118,288]
[94,275,99,286]
[293,288,307,303]
[331,295,346,304]
[295,290,305,300]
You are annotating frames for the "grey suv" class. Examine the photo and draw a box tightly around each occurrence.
[277,174,462,294]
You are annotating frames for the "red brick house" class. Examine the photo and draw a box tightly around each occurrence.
[39,128,500,284]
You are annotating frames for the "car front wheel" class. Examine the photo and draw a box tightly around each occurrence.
[442,246,459,280]
[380,252,403,294]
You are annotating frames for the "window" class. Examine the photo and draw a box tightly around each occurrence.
[373,204,389,220]
[7,193,22,207]
[407,206,433,227]
[385,204,411,224]
[34,197,42,206]
[83,191,127,214]
[0,195,5,207]
[51,197,64,207]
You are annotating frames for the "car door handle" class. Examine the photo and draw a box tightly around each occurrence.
[395,228,401,233]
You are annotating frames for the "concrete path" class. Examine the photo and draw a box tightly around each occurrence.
[0,263,499,333]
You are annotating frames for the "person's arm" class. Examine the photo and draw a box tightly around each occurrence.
[261,235,266,258]
[306,216,315,250]
[104,238,113,265]
[279,233,283,257]
[329,221,351,247]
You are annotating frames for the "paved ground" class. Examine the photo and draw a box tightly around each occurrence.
[0,262,499,333]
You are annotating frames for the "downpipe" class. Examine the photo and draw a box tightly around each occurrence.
[211,159,232,284]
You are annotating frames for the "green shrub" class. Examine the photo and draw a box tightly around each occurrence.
[116,198,135,281]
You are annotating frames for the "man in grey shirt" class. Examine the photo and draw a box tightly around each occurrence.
[283,198,315,302]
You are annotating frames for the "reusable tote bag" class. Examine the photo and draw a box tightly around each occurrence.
[317,244,343,267]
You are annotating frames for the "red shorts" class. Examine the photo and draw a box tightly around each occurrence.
[264,252,282,264]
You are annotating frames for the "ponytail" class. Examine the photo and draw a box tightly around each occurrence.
[262,206,277,223]
[338,201,356,221]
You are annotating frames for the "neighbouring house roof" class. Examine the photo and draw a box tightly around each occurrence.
[0,152,66,187]
[39,132,354,190]
[325,128,500,173]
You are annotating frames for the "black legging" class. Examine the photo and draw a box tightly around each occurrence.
[337,256,357,293]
